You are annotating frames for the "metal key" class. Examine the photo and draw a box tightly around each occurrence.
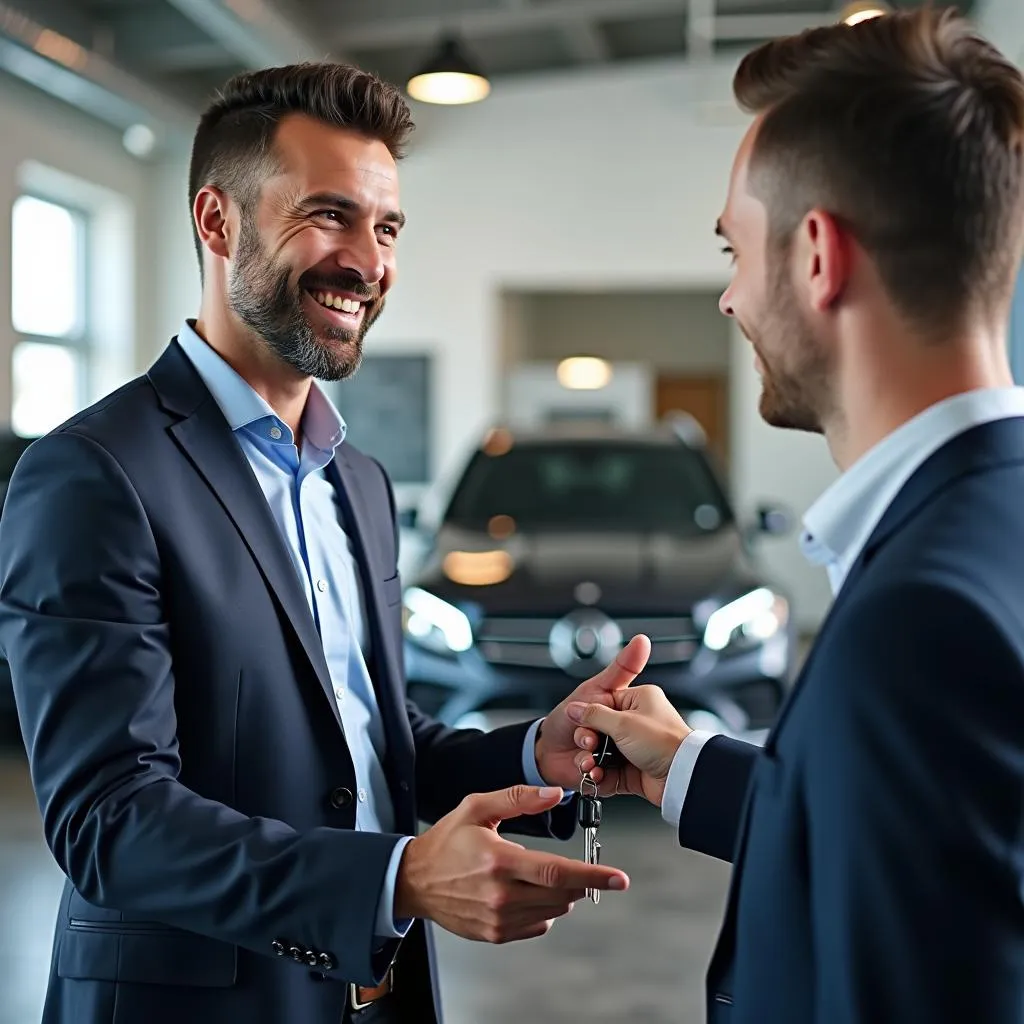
[577,771,603,904]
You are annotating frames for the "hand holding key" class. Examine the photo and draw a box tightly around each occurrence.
[568,684,692,808]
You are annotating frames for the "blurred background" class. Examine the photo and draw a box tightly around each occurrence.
[0,0,1022,1021]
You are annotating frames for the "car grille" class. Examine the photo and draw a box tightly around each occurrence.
[477,616,701,669]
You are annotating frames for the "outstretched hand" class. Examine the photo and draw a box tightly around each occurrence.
[534,634,651,791]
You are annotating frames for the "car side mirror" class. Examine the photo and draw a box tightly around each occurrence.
[754,502,793,537]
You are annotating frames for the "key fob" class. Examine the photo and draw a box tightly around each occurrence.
[593,732,624,769]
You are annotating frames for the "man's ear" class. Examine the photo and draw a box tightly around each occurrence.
[795,208,850,313]
[193,185,233,261]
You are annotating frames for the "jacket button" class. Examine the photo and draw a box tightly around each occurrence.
[399,780,410,793]
[289,946,303,962]
[318,952,336,971]
[304,950,319,967]
[271,939,286,957]
[330,787,353,809]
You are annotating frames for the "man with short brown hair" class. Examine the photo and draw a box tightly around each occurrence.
[569,7,1024,1022]
[0,61,639,1024]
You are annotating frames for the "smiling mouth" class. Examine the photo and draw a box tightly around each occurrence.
[305,289,368,326]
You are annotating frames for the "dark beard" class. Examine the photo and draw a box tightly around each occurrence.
[752,257,832,434]
[228,214,383,381]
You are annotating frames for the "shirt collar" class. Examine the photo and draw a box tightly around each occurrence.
[177,319,347,453]
[801,386,1024,592]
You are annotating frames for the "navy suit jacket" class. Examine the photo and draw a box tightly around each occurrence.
[679,416,1024,1024]
[0,339,573,1024]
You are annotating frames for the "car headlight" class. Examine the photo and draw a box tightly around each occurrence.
[703,588,789,653]
[402,587,473,656]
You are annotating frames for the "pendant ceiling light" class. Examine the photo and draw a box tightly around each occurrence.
[839,1,891,26]
[407,35,490,105]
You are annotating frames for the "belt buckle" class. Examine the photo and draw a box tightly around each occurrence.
[349,965,394,1012]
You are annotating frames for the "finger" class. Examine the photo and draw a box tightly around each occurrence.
[505,848,629,892]
[584,633,651,694]
[565,700,626,740]
[461,785,565,829]
[574,726,599,750]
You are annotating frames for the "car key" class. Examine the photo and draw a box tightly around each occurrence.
[577,771,602,904]
[593,732,624,770]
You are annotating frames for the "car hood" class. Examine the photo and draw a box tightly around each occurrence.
[409,525,760,616]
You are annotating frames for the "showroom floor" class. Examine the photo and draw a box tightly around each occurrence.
[0,736,730,1024]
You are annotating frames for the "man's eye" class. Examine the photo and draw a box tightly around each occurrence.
[315,210,343,223]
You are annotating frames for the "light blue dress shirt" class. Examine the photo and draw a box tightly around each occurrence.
[177,322,556,941]
[660,385,1024,829]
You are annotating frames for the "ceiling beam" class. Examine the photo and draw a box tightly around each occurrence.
[340,0,839,51]
[688,0,716,61]
[163,0,329,68]
[0,1,194,145]
[561,21,609,63]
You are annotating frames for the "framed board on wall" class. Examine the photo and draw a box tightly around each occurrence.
[329,353,431,484]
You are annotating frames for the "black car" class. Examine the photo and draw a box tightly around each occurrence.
[401,420,796,742]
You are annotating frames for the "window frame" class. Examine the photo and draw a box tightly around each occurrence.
[10,190,94,428]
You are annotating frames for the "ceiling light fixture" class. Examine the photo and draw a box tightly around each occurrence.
[839,1,891,26]
[556,357,613,391]
[407,35,490,105]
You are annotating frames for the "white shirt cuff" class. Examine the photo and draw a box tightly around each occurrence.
[522,718,574,805]
[661,730,716,828]
[374,835,415,940]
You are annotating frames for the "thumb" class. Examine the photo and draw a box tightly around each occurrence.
[459,784,565,830]
[566,700,626,740]
[586,633,651,694]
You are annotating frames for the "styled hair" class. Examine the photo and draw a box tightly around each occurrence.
[187,63,414,268]
[733,6,1024,333]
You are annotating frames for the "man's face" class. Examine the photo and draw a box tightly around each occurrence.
[717,122,832,433]
[227,114,404,381]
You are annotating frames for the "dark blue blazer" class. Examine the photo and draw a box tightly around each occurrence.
[0,340,573,1024]
[680,416,1024,1024]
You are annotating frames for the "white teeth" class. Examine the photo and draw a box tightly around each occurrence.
[310,290,362,314]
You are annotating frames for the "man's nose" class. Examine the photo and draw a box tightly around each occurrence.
[719,287,735,318]
[335,226,385,286]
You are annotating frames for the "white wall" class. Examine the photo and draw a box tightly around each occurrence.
[511,290,730,372]
[0,74,156,410]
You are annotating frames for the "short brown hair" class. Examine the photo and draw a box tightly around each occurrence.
[188,63,415,268]
[734,6,1024,333]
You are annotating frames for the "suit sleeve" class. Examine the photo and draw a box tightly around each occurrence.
[371,457,574,840]
[805,580,1024,1024]
[676,734,759,862]
[0,432,403,987]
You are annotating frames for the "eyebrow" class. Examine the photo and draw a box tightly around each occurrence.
[301,191,406,230]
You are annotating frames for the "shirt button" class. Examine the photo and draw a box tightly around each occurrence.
[358,788,367,803]
[316,578,328,593]
[334,686,345,703]
[269,425,283,440]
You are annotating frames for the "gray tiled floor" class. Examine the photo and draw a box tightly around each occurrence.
[0,741,730,1024]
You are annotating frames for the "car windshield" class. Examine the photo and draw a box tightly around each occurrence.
[443,441,731,535]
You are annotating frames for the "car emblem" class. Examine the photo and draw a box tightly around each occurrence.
[549,610,622,678]
[574,581,601,606]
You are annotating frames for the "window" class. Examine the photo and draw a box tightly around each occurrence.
[10,194,89,436]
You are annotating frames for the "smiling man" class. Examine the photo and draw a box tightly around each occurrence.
[0,64,638,1024]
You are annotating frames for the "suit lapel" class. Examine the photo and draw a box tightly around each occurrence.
[330,452,416,762]
[149,342,344,734]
